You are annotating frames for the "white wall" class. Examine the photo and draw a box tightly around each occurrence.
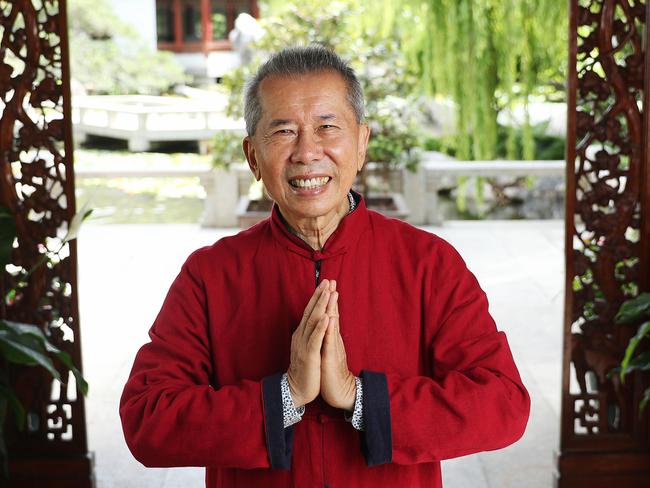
[111,0,157,51]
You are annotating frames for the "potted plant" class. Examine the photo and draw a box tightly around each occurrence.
[0,205,90,479]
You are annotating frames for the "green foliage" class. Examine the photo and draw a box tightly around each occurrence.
[614,293,650,413]
[0,320,89,402]
[423,123,566,161]
[616,292,650,325]
[212,13,227,39]
[363,0,568,161]
[68,0,187,94]
[220,0,424,173]
[496,128,565,162]
[366,96,422,170]
[211,132,246,168]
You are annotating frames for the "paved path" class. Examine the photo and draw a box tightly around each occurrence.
[77,219,564,487]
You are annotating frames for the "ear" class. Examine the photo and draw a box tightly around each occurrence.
[243,136,261,181]
[356,123,371,173]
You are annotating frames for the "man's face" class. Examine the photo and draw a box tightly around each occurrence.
[243,70,370,224]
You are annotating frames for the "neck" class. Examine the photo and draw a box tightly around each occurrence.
[281,196,351,250]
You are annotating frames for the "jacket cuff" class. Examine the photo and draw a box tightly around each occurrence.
[359,370,392,466]
[262,373,295,470]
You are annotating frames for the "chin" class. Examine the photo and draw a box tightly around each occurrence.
[286,200,337,219]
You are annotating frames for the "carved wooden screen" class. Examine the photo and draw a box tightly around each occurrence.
[559,0,650,485]
[0,0,93,486]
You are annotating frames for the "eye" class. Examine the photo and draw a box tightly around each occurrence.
[320,124,336,130]
[274,129,294,135]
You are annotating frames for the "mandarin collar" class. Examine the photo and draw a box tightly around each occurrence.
[269,190,369,261]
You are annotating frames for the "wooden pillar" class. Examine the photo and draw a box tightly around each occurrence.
[201,0,211,50]
[249,0,259,19]
[557,0,650,485]
[173,0,183,48]
[642,8,650,293]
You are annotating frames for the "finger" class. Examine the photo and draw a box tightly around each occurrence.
[309,285,331,323]
[300,280,328,330]
[303,288,331,338]
[329,279,337,292]
[327,315,338,344]
[307,314,329,351]
[326,291,338,316]
[330,292,340,336]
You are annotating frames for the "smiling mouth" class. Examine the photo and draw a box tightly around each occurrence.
[289,176,332,189]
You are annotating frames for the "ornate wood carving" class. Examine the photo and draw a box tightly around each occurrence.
[558,0,650,485]
[0,0,93,485]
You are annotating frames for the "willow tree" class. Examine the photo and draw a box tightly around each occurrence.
[357,0,568,161]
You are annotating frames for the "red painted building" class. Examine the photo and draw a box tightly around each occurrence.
[155,0,259,54]
[109,0,261,79]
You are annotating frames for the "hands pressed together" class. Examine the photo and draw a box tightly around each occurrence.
[287,279,357,411]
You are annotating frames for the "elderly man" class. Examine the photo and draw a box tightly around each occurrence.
[120,46,530,487]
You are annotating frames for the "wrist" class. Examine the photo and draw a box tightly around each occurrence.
[340,373,357,411]
[286,372,306,408]
[288,384,305,408]
[290,392,305,408]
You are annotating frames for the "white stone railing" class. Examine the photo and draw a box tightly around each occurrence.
[72,95,245,153]
[74,152,565,227]
[406,153,565,225]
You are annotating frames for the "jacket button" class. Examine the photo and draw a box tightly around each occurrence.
[317,414,327,424]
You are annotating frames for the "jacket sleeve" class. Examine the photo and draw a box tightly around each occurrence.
[360,239,530,466]
[119,252,294,469]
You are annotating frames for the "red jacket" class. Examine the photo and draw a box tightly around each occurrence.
[120,193,530,487]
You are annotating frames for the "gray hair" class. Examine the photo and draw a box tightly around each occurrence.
[243,45,365,136]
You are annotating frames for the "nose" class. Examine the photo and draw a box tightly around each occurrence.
[290,130,323,164]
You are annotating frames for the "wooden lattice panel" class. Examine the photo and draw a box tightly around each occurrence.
[562,0,650,457]
[0,0,90,476]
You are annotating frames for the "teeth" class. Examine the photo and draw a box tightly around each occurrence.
[290,177,330,188]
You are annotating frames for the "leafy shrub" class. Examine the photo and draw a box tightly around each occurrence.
[211,131,246,168]
[423,124,565,161]
[68,0,187,95]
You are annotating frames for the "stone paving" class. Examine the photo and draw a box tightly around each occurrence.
[77,219,564,488]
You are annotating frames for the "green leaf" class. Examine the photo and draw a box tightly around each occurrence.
[47,348,89,396]
[618,351,650,376]
[620,321,650,383]
[62,202,93,244]
[0,383,25,429]
[0,319,48,341]
[0,320,88,396]
[0,206,16,269]
[615,293,650,324]
[0,331,61,381]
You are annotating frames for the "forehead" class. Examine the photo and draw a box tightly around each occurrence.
[257,71,353,120]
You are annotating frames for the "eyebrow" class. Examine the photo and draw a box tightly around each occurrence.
[267,113,338,129]
[268,119,293,129]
